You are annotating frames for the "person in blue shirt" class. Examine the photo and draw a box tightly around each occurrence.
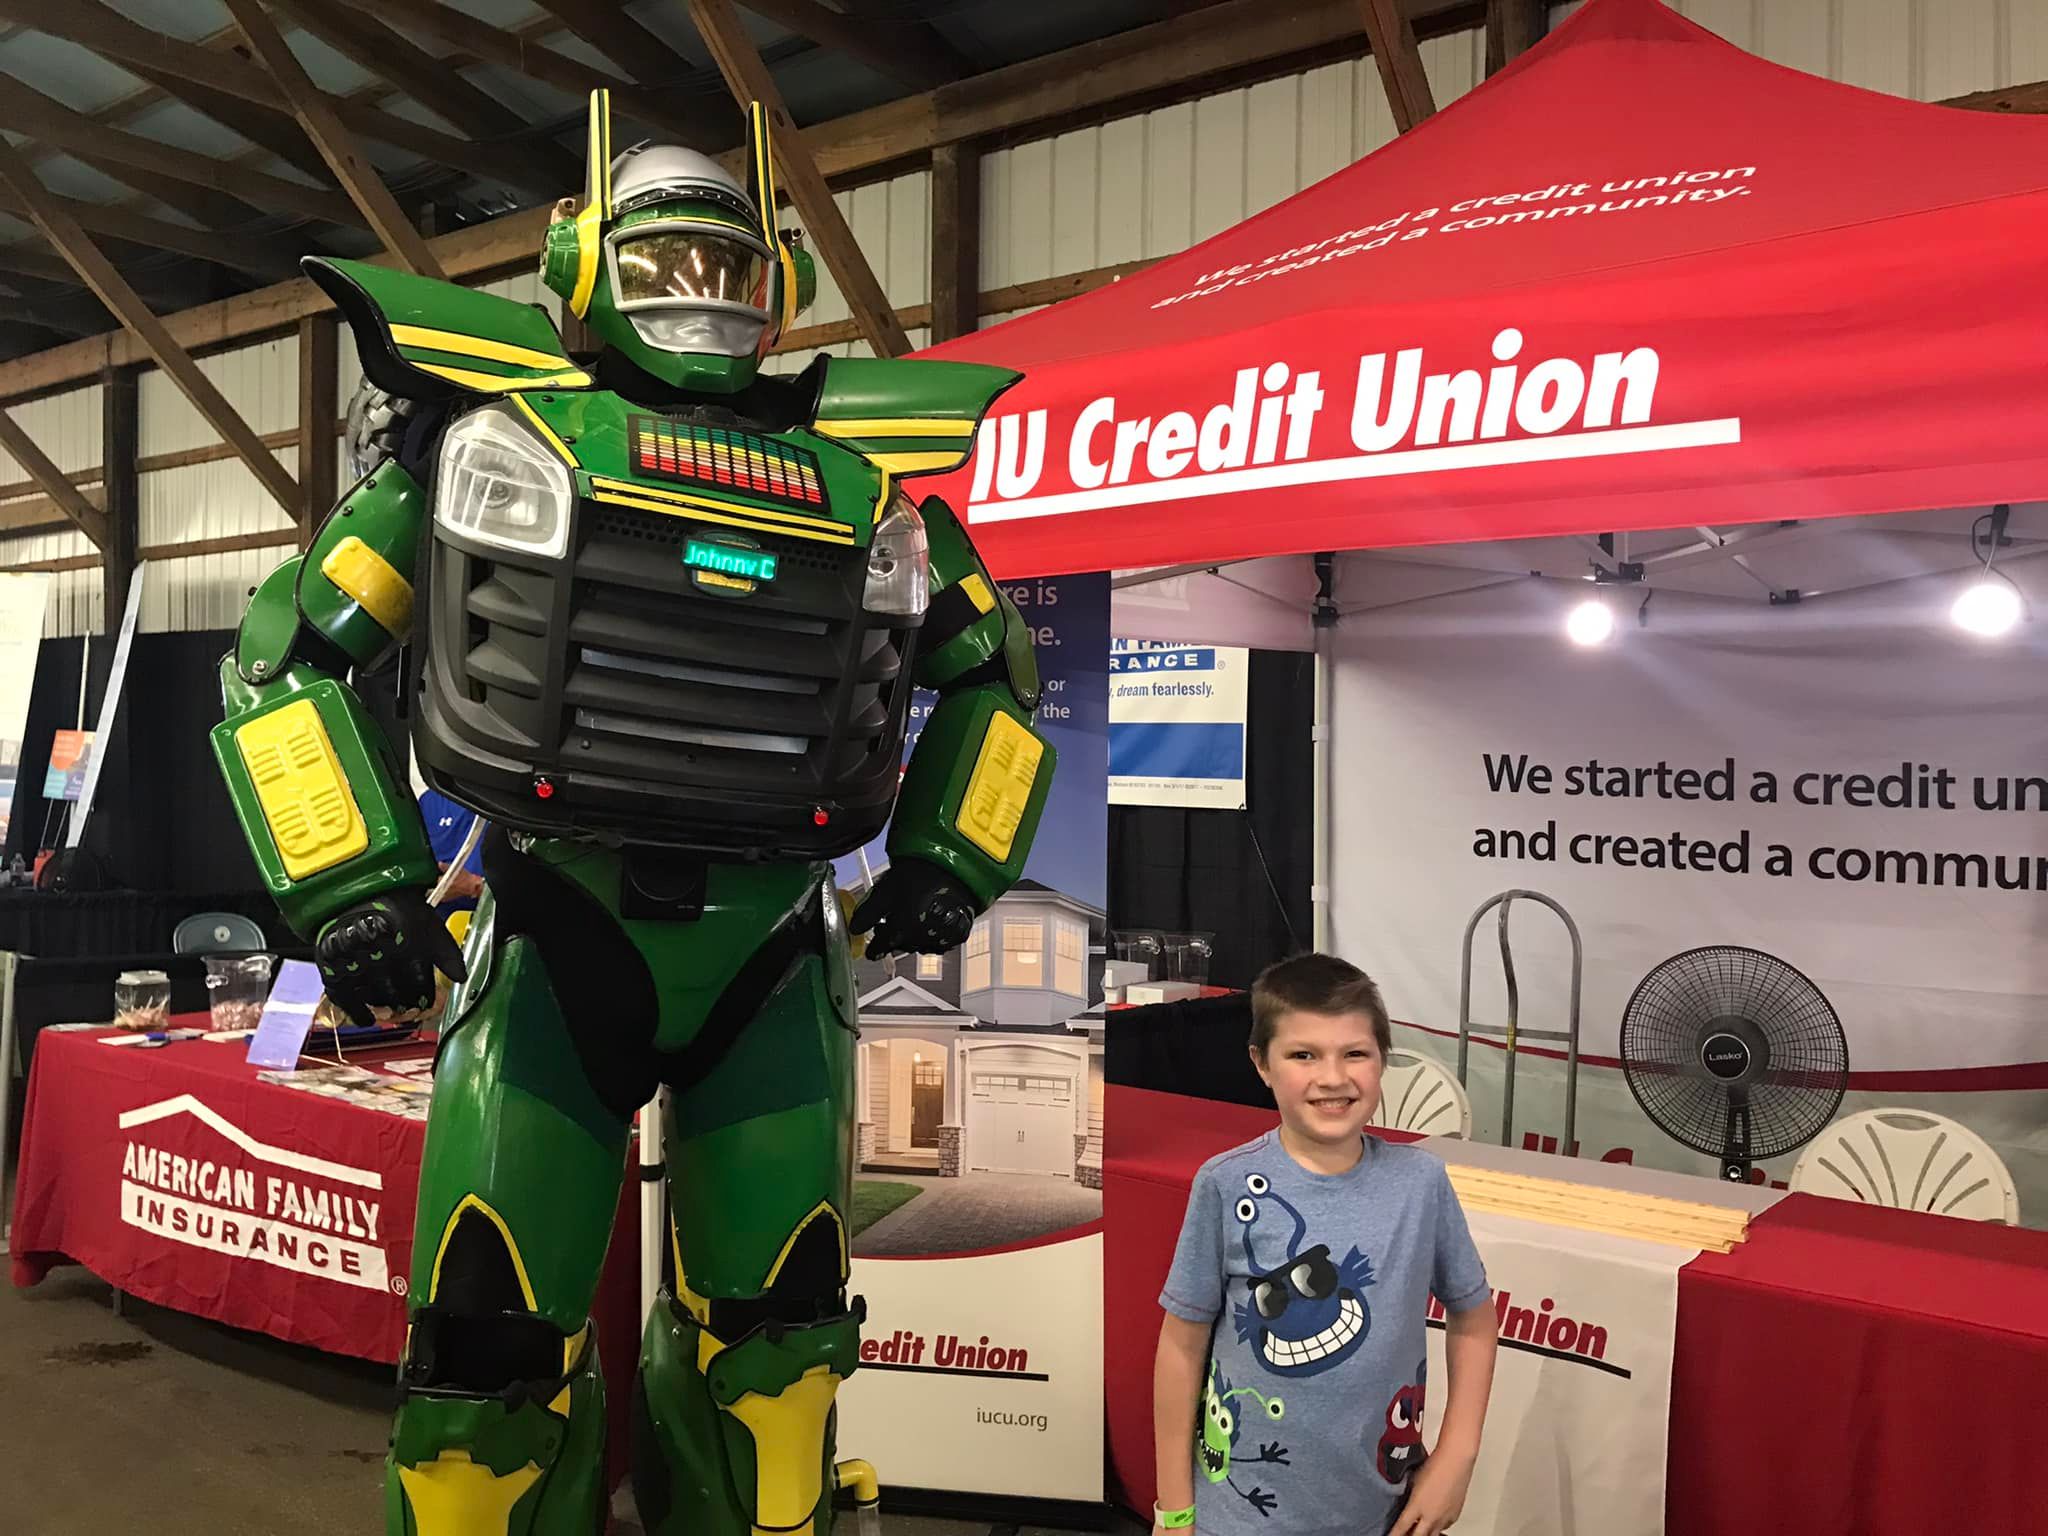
[1152,954,1498,1536]
[417,787,486,912]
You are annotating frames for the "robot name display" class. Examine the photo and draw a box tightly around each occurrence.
[209,93,1053,1536]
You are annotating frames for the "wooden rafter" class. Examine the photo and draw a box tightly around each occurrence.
[0,137,300,515]
[0,75,365,229]
[0,408,109,549]
[330,0,730,148]
[297,314,339,542]
[1485,0,1546,74]
[223,0,446,279]
[80,154,274,238]
[263,0,581,197]
[99,365,138,631]
[0,0,549,190]
[929,141,979,344]
[0,183,301,280]
[692,0,910,359]
[125,67,338,186]
[529,0,704,85]
[739,0,967,91]
[1359,0,1437,131]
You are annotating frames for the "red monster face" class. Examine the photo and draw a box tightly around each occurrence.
[1376,1363,1428,1484]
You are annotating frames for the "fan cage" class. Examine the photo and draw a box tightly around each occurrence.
[1619,944,1848,1161]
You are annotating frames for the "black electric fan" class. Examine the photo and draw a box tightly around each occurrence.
[1618,945,1849,1182]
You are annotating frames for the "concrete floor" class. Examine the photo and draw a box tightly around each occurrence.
[0,1264,1136,1536]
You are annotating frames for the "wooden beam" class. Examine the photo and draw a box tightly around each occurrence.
[0,410,109,549]
[1485,0,1545,74]
[126,66,338,185]
[0,137,300,515]
[1359,0,1437,130]
[530,0,704,85]
[332,0,730,148]
[739,0,965,90]
[0,0,1501,394]
[773,255,1152,354]
[264,0,582,197]
[298,314,339,545]
[99,365,138,632]
[929,141,979,343]
[0,76,364,228]
[0,527,307,574]
[0,184,301,281]
[224,0,447,280]
[693,0,910,358]
[0,0,552,191]
[1943,79,2048,113]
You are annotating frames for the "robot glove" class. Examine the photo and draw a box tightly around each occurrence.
[848,859,977,959]
[316,890,468,1028]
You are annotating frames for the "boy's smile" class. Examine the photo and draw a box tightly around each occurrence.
[1251,1007,1386,1166]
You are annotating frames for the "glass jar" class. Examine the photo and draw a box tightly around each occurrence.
[113,969,171,1032]
[204,953,275,1034]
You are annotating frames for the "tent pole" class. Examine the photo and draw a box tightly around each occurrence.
[1312,554,1336,953]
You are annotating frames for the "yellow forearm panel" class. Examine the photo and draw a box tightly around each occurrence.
[956,711,1045,863]
[320,534,414,635]
[234,698,370,880]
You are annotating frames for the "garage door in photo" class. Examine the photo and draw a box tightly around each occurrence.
[969,1049,1078,1177]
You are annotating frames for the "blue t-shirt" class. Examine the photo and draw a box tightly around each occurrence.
[1161,1130,1490,1536]
[418,790,484,909]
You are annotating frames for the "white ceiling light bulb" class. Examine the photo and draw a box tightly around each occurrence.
[1566,597,1616,647]
[1952,577,2023,638]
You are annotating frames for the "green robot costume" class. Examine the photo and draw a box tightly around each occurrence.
[211,92,1052,1536]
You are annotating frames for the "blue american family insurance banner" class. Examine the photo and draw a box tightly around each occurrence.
[1109,639,1249,810]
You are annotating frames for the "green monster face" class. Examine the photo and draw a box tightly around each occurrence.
[1198,1360,1283,1484]
[542,92,816,395]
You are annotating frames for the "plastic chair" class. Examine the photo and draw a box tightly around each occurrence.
[1789,1108,2020,1225]
[1369,1049,1473,1139]
[171,912,268,956]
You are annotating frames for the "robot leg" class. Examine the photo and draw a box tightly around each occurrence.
[631,907,865,1536]
[386,935,632,1536]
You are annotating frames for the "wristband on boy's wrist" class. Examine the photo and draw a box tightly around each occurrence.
[1155,1504,1196,1529]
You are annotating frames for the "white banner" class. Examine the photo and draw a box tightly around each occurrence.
[1424,1206,1686,1536]
[1109,640,1249,809]
[0,572,50,846]
[1333,581,2048,1217]
[838,1233,1103,1500]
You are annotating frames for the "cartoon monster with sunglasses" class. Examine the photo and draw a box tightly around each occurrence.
[1230,1173,1377,1376]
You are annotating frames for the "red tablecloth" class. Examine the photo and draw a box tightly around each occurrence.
[10,1016,641,1486]
[1103,1086,2048,1536]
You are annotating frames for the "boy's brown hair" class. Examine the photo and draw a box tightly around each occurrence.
[1249,953,1392,1059]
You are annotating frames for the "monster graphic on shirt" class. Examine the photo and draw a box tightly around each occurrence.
[1231,1173,1376,1375]
[1376,1359,1429,1484]
[1199,1357,1290,1516]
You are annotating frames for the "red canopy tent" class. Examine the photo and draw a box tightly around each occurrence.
[923,0,2048,579]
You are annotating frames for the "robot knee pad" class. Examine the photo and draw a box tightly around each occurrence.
[389,1204,608,1535]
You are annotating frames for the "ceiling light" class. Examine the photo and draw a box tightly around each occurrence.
[1565,598,1615,646]
[1952,576,2022,638]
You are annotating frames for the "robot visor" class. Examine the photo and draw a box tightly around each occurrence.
[612,226,769,312]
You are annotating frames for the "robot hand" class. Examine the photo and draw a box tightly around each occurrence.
[316,891,469,1027]
[849,859,977,959]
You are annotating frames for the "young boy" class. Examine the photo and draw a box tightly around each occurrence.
[1152,954,1496,1536]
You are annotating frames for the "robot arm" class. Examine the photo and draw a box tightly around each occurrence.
[210,459,463,1017]
[853,492,1055,957]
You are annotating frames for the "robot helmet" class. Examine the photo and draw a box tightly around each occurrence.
[543,92,814,395]
[603,145,775,362]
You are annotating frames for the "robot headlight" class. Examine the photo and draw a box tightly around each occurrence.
[864,492,929,619]
[434,405,574,562]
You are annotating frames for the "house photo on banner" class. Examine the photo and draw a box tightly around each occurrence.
[832,573,1110,1503]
